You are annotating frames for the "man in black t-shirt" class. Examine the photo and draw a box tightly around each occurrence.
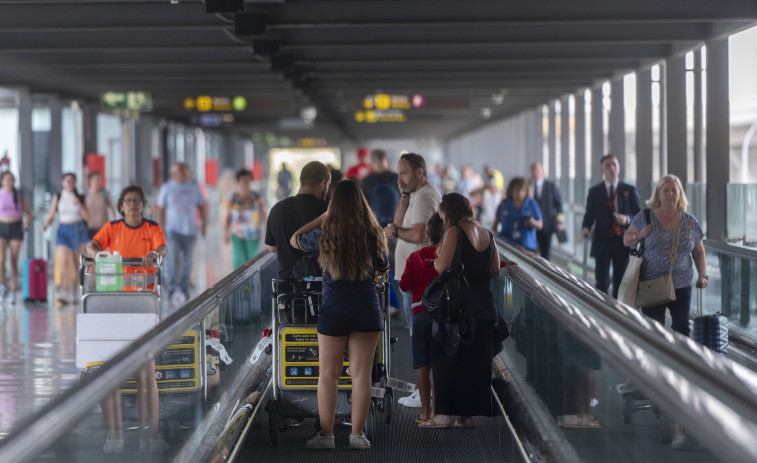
[265,161,330,277]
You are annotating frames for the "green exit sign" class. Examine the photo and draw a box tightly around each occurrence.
[101,91,152,112]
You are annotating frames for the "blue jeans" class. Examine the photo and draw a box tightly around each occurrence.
[165,231,196,296]
[641,286,693,336]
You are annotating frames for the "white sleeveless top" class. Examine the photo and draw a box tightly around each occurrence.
[58,191,83,224]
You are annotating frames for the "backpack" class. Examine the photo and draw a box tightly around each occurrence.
[369,178,400,227]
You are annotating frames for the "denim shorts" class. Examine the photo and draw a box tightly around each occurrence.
[0,221,23,241]
[412,311,433,369]
[56,222,88,251]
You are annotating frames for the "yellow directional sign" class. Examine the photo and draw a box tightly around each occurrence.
[101,91,152,112]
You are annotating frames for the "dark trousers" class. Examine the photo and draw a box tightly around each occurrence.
[642,286,693,336]
[594,234,629,299]
[536,230,552,261]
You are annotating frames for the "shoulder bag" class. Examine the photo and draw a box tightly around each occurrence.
[422,225,471,325]
[634,210,681,308]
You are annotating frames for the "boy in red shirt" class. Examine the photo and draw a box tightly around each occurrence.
[399,213,444,424]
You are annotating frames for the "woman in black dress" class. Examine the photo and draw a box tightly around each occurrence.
[420,192,500,428]
[290,180,389,449]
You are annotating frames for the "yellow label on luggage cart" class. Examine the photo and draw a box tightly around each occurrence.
[279,327,351,389]
[120,330,201,393]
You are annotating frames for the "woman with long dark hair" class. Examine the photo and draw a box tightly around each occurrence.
[290,180,389,450]
[419,192,500,429]
[0,171,32,302]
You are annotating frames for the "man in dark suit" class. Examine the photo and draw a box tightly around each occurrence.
[581,154,643,298]
[530,161,564,261]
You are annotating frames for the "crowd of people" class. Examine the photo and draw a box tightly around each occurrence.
[0,145,707,451]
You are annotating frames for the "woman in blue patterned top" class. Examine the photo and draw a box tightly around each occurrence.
[623,174,708,336]
[493,177,542,252]
[290,180,389,451]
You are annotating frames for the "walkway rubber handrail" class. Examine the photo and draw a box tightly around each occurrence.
[0,251,277,463]
[495,237,757,462]
[704,238,757,260]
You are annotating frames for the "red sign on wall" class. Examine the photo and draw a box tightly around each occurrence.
[86,153,106,189]
[205,159,218,186]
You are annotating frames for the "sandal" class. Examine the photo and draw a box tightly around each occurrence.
[418,415,452,428]
[415,414,429,424]
[453,418,474,428]
[557,415,583,428]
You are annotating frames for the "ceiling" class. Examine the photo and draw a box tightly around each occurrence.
[0,0,755,144]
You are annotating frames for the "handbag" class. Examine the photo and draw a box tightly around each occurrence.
[634,210,681,308]
[422,226,472,325]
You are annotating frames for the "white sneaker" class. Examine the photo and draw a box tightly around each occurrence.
[349,432,371,450]
[398,389,421,408]
[305,432,335,450]
[171,291,187,307]
[103,437,124,454]
[4,288,14,304]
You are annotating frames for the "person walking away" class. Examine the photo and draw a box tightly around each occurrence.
[361,149,401,311]
[530,162,565,260]
[493,177,543,253]
[345,147,374,181]
[0,172,32,303]
[265,161,330,278]
[224,169,266,270]
[84,171,116,240]
[419,193,501,429]
[290,180,389,450]
[581,154,643,298]
[398,213,444,421]
[276,162,293,200]
[156,162,207,306]
[623,174,707,448]
[384,153,442,335]
[42,172,89,304]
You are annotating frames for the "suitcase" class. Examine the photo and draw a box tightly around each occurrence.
[692,287,728,355]
[23,258,48,303]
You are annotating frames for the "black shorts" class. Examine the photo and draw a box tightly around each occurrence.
[0,221,23,241]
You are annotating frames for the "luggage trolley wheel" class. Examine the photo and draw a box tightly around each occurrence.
[267,400,281,447]
[383,387,394,424]
[621,393,633,424]
[364,401,376,443]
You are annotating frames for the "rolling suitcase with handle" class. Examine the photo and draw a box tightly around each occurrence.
[692,287,728,355]
[23,258,48,303]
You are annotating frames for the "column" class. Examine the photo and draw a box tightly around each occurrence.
[574,90,587,205]
[693,48,705,183]
[48,99,63,189]
[18,91,34,257]
[610,78,626,171]
[706,37,730,241]
[560,96,571,197]
[666,54,688,184]
[591,86,604,183]
[636,67,654,200]
[548,103,556,179]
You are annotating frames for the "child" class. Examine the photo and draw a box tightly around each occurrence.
[399,213,444,425]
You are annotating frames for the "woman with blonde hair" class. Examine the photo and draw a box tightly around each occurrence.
[623,174,707,335]
[290,180,389,450]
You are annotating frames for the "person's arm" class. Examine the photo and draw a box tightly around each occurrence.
[87,240,102,256]
[22,195,32,231]
[623,212,652,247]
[41,195,59,232]
[581,189,595,238]
[553,184,565,231]
[434,226,457,274]
[157,207,165,228]
[399,254,418,292]
[142,244,167,268]
[692,241,708,288]
[268,246,277,254]
[258,197,267,226]
[393,192,410,227]
[290,214,324,250]
[199,203,208,237]
[223,205,232,244]
[524,200,543,230]
[106,192,116,219]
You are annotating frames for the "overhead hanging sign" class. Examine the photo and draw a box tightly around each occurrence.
[101,91,152,112]
[362,93,425,110]
[354,109,407,123]
[183,96,247,112]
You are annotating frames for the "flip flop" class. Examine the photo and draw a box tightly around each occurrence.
[581,418,601,429]
[418,416,452,428]
[415,414,429,424]
[453,418,474,428]
[557,415,583,429]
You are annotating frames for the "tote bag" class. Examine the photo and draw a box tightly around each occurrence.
[618,250,643,307]
[634,211,681,308]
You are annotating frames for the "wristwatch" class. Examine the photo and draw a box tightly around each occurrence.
[699,274,708,281]
[392,228,399,238]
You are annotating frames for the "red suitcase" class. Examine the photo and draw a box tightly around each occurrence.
[23,258,48,303]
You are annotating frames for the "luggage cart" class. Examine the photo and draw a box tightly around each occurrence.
[76,257,207,427]
[266,277,413,446]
